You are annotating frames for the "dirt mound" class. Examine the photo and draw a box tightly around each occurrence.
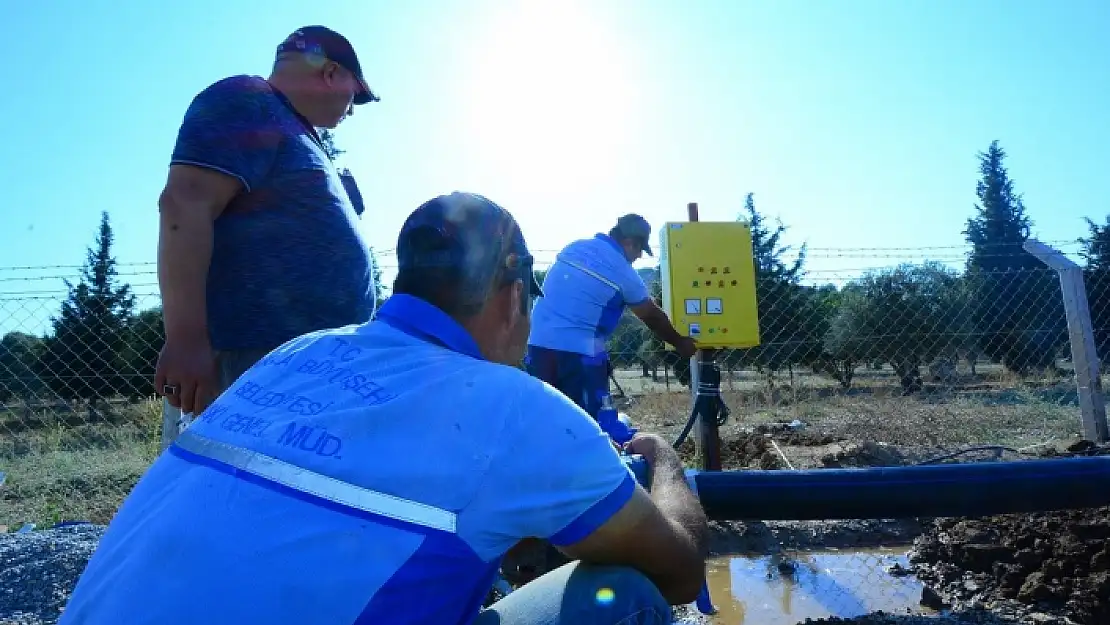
[819,441,906,468]
[910,507,1110,624]
[677,433,786,470]
[677,424,842,470]
[751,422,840,447]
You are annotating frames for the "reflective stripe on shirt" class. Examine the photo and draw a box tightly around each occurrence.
[172,428,458,533]
[560,259,622,291]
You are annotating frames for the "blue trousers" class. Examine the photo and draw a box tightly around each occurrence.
[524,346,610,419]
[476,562,673,625]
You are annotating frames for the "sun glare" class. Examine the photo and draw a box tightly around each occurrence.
[456,0,642,195]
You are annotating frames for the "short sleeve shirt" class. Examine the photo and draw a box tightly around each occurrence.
[528,234,650,356]
[57,295,637,625]
[170,74,375,351]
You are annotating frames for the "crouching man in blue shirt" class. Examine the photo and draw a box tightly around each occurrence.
[58,192,710,625]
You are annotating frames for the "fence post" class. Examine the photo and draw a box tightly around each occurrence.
[1023,239,1110,443]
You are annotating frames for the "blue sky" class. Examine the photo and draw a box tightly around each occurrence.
[1,0,1108,334]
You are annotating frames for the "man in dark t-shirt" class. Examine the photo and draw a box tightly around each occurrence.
[154,26,380,443]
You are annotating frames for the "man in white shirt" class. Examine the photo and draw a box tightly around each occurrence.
[527,214,697,419]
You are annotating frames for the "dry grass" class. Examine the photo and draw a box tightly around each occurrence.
[617,366,1083,470]
[0,400,162,528]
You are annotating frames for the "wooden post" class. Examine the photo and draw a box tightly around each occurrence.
[687,202,723,470]
[1024,239,1110,443]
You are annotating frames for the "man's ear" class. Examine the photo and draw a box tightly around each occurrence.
[322,61,340,87]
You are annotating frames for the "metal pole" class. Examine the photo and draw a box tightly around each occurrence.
[1023,239,1109,443]
[687,202,723,471]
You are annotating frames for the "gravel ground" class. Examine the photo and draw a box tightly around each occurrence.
[0,525,103,625]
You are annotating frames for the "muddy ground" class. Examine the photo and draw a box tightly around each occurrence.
[784,613,1020,625]
[909,507,1110,625]
[673,609,1026,624]
[618,383,1107,625]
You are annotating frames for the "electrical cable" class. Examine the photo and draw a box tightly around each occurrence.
[672,358,731,449]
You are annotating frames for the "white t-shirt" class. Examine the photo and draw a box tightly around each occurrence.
[529,234,650,356]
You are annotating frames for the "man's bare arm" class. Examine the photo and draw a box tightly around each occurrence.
[629,300,688,348]
[557,437,710,604]
[639,442,710,558]
[157,164,241,342]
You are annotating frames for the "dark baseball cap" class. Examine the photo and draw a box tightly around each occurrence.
[397,192,543,306]
[276,26,379,105]
[615,213,653,256]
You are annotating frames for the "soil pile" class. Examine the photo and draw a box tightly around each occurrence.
[677,423,843,470]
[676,433,783,469]
[819,441,907,468]
[910,507,1110,625]
[751,423,840,447]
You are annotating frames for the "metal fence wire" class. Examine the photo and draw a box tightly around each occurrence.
[2,246,1110,624]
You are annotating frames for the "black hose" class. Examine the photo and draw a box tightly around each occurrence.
[672,360,730,449]
[672,403,700,449]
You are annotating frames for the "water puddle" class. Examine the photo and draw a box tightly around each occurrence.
[694,547,931,624]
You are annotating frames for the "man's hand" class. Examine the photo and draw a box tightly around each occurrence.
[628,301,698,360]
[674,336,698,359]
[624,432,677,467]
[560,430,709,603]
[155,339,219,415]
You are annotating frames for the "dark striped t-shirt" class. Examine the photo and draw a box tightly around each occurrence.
[170,75,375,351]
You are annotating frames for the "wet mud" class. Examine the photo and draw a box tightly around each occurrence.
[910,507,1110,625]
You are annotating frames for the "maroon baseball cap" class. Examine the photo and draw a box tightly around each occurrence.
[276,26,379,105]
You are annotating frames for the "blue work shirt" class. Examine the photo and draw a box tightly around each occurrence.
[58,295,637,625]
[170,74,375,351]
[529,234,651,357]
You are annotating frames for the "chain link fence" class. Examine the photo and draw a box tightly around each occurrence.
[2,246,1108,624]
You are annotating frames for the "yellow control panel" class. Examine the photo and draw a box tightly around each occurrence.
[658,221,761,349]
